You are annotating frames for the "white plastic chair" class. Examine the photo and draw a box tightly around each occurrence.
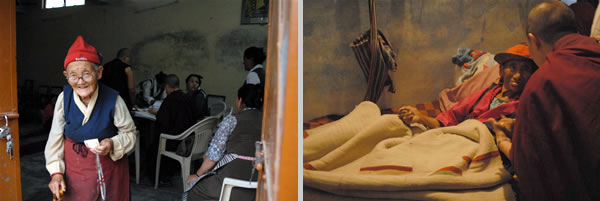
[218,177,258,201]
[209,101,227,117]
[227,106,233,116]
[126,130,141,184]
[154,116,219,189]
[218,106,233,119]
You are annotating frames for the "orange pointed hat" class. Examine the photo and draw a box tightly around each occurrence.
[63,35,100,70]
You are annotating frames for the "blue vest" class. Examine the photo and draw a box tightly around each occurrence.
[63,83,119,143]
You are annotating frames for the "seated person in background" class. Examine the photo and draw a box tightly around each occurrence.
[185,84,263,201]
[151,74,195,184]
[400,44,538,129]
[154,74,195,142]
[136,71,167,108]
[186,74,209,121]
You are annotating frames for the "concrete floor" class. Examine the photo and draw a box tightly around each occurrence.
[21,152,183,201]
[19,122,183,201]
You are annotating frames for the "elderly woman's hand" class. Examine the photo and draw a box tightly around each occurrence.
[487,115,515,142]
[487,116,515,159]
[398,106,423,125]
[91,138,113,155]
[49,174,66,199]
[399,106,442,129]
[186,174,198,185]
[488,115,515,134]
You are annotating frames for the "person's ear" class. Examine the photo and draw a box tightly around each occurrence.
[63,70,68,78]
[96,65,104,80]
[527,33,541,50]
[236,97,243,109]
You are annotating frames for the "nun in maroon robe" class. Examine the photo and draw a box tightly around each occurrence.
[511,33,600,201]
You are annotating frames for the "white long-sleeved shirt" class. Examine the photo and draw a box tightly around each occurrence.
[44,86,137,174]
[140,78,167,106]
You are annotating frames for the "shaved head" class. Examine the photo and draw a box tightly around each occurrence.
[527,1,577,44]
[116,48,130,58]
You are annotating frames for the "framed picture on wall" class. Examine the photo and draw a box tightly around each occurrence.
[241,0,269,24]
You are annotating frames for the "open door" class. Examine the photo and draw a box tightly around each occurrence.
[0,1,23,201]
[256,0,298,200]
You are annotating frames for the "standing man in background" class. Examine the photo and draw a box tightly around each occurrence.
[101,48,135,110]
[242,46,266,86]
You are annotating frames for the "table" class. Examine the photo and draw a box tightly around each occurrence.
[133,110,156,121]
[132,109,159,182]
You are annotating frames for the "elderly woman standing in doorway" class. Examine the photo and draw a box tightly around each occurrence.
[45,36,136,201]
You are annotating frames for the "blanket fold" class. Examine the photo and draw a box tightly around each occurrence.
[304,115,514,200]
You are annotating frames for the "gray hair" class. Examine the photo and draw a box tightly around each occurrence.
[164,74,180,88]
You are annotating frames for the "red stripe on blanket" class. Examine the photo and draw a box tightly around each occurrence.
[463,156,472,165]
[360,165,413,172]
[473,151,500,162]
[303,130,309,139]
[433,166,463,176]
[304,163,316,170]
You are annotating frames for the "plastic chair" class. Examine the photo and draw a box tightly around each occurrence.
[206,94,226,108]
[154,116,219,189]
[217,106,233,120]
[226,106,233,116]
[209,101,227,117]
[126,130,141,184]
[218,177,258,201]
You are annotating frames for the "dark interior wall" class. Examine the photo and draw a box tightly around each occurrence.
[17,0,268,108]
[303,0,545,121]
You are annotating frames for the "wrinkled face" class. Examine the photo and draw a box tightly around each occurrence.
[243,56,255,71]
[63,61,102,102]
[186,76,200,92]
[500,60,534,95]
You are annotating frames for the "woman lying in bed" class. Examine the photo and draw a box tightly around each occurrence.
[399,44,537,129]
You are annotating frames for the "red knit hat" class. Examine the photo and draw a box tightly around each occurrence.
[63,35,100,69]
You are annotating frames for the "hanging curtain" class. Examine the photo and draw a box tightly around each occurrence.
[350,0,398,103]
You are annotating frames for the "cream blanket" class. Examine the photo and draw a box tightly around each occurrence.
[304,102,515,201]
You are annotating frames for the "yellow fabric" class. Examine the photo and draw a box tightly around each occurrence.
[307,114,411,171]
[304,104,514,201]
[303,101,381,162]
[591,5,600,40]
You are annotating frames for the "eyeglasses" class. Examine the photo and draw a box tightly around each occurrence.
[66,73,94,83]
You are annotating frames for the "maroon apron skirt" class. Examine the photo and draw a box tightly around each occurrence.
[63,137,129,201]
